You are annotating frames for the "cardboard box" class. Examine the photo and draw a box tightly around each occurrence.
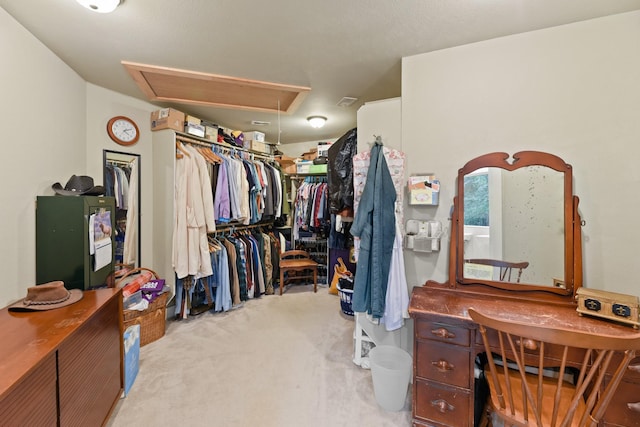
[204,125,218,142]
[276,155,297,175]
[302,148,317,161]
[184,123,205,138]
[123,324,140,397]
[150,108,185,132]
[185,115,201,125]
[244,131,265,143]
[247,140,268,153]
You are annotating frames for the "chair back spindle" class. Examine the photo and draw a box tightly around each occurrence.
[470,308,640,427]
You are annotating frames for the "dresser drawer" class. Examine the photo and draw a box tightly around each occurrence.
[414,378,472,427]
[603,376,640,426]
[475,327,587,367]
[605,353,640,380]
[416,319,470,347]
[416,340,472,389]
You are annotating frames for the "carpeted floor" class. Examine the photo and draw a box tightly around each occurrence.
[106,284,412,427]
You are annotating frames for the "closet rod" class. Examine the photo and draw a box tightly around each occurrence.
[106,159,133,166]
[210,221,275,235]
[175,131,274,161]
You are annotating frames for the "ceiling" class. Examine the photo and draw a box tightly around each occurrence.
[2,0,640,145]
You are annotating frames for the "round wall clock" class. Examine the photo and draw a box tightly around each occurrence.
[107,116,140,146]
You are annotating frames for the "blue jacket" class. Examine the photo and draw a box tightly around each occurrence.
[350,143,396,318]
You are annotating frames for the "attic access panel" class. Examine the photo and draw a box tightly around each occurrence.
[122,61,310,114]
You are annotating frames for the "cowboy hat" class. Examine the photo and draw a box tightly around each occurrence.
[8,281,83,311]
[52,175,105,196]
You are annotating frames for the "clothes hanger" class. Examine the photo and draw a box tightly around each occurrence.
[175,141,191,159]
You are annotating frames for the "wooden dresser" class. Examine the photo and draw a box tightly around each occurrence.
[409,286,640,427]
[0,288,122,427]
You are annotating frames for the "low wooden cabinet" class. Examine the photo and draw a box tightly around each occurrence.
[409,287,640,427]
[0,288,122,427]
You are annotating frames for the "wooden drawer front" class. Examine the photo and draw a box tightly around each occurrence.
[605,353,640,381]
[414,378,472,427]
[0,353,57,427]
[416,340,472,389]
[603,377,640,426]
[416,319,470,347]
[475,328,586,367]
[58,297,121,427]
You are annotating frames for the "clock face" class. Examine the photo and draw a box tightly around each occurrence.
[107,116,139,146]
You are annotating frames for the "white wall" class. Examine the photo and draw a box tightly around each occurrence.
[0,8,87,307]
[85,84,157,269]
[402,11,640,296]
[357,98,402,154]
[0,8,162,307]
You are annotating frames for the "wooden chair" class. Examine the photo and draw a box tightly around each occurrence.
[465,258,529,283]
[469,308,640,427]
[279,250,318,295]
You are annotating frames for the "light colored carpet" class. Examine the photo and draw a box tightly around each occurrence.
[106,284,412,427]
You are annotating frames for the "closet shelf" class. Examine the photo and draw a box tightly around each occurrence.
[174,130,274,161]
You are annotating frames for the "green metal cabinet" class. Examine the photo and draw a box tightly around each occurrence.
[36,196,116,290]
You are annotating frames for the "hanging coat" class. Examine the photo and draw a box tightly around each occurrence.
[350,142,396,318]
[327,127,357,214]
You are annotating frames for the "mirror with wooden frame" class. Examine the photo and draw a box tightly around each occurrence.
[103,150,141,269]
[434,151,582,302]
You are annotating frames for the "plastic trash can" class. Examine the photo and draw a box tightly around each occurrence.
[369,345,412,411]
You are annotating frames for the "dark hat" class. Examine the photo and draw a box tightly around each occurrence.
[52,175,105,196]
[8,281,83,311]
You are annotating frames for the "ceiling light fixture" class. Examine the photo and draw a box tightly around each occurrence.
[76,0,121,13]
[307,116,327,129]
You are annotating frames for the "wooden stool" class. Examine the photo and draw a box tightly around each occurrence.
[279,250,319,295]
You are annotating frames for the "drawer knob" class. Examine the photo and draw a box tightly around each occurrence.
[515,338,538,351]
[629,364,640,374]
[629,402,640,413]
[432,359,454,372]
[431,327,456,340]
[431,399,455,413]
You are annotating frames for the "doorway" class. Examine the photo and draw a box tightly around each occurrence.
[103,150,141,268]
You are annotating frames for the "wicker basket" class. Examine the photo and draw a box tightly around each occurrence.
[119,268,167,347]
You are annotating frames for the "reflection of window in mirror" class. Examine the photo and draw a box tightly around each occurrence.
[103,150,141,269]
[463,167,504,279]
[464,168,489,226]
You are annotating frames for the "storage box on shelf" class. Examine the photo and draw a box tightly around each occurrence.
[244,131,265,143]
[246,140,268,153]
[276,155,297,174]
[302,148,317,160]
[151,108,185,132]
[185,122,205,138]
[296,160,313,174]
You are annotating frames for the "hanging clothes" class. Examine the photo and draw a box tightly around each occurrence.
[380,222,410,330]
[327,127,357,215]
[123,158,138,265]
[172,145,214,279]
[350,141,396,319]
